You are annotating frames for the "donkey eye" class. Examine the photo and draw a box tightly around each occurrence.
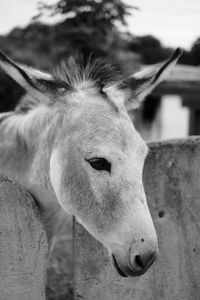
[86,158,111,172]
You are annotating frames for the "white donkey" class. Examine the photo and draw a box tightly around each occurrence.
[0,49,181,277]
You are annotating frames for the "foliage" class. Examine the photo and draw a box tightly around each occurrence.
[37,0,134,26]
[46,223,73,300]
[34,0,137,60]
[128,35,171,64]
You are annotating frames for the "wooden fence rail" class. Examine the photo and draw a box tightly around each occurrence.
[73,137,200,300]
[0,175,48,300]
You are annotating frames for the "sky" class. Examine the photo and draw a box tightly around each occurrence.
[0,0,199,50]
[126,0,200,49]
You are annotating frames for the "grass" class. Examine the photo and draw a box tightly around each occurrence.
[46,219,73,300]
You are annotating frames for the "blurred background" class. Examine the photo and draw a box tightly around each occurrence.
[0,1,199,299]
[0,0,199,142]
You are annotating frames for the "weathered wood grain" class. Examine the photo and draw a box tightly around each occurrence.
[73,137,200,300]
[0,174,48,300]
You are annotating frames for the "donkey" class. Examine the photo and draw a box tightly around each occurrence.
[0,49,181,277]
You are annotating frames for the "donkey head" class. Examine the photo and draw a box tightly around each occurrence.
[0,49,181,277]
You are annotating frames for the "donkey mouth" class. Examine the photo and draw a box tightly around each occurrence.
[112,254,128,277]
[112,254,149,277]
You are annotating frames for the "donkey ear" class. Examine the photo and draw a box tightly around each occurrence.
[103,48,182,110]
[0,50,68,104]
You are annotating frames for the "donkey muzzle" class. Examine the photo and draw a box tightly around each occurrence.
[111,245,158,277]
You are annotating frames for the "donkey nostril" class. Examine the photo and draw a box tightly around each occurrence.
[135,251,157,270]
[135,254,145,269]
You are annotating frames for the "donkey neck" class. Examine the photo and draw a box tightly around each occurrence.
[0,106,60,185]
[0,107,68,240]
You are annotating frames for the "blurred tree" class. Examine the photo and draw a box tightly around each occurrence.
[128,35,172,64]
[34,0,138,63]
[127,34,200,66]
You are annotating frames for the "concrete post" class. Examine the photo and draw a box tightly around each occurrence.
[0,175,48,300]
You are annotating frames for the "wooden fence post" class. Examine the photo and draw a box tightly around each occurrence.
[73,137,200,300]
[0,174,48,300]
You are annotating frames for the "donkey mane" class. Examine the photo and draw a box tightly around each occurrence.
[0,56,120,147]
[16,55,120,114]
[54,55,119,90]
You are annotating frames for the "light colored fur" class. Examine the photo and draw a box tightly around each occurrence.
[0,91,157,267]
[0,49,181,276]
